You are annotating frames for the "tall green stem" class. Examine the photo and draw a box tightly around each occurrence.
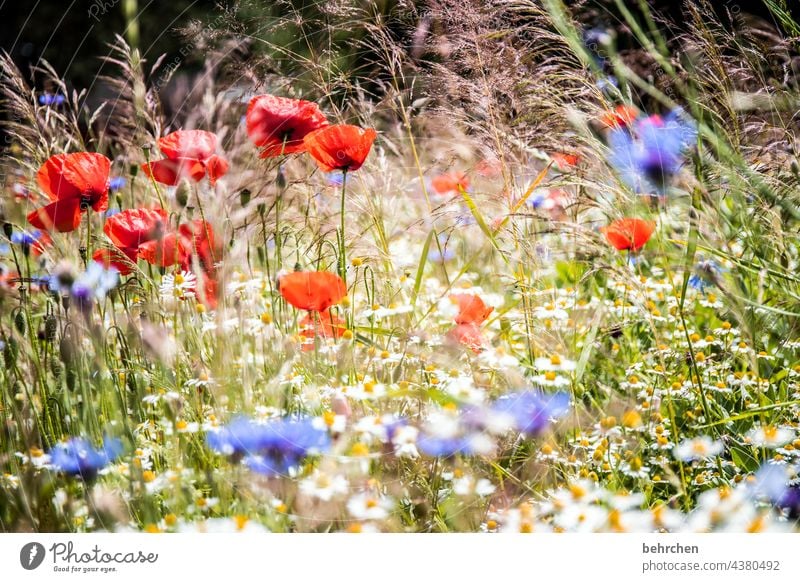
[339,170,348,285]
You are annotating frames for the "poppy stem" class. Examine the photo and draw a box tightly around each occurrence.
[79,212,90,268]
[275,136,288,271]
[142,147,166,210]
[194,189,215,264]
[275,171,283,271]
[339,169,348,285]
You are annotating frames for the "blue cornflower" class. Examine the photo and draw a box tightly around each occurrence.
[417,435,476,457]
[583,28,612,68]
[206,417,270,458]
[109,177,127,191]
[38,93,66,106]
[428,235,455,263]
[608,108,697,194]
[326,172,344,186]
[49,437,122,480]
[753,464,800,519]
[528,191,547,209]
[10,229,46,257]
[417,409,490,458]
[491,390,570,436]
[70,263,119,310]
[688,259,723,293]
[209,416,330,476]
[596,76,619,94]
[10,230,43,247]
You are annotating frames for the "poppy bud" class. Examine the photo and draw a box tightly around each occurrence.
[60,336,76,365]
[2,222,12,239]
[13,311,26,336]
[131,164,139,177]
[66,369,77,392]
[45,314,58,342]
[175,179,191,208]
[3,337,18,368]
[276,165,287,189]
[239,189,252,207]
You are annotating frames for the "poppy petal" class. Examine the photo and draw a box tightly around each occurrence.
[137,233,192,267]
[27,198,82,232]
[205,155,229,185]
[141,159,181,186]
[36,152,110,206]
[92,247,137,275]
[278,271,347,312]
[602,218,656,251]
[452,294,494,325]
[303,125,377,173]
[447,323,485,353]
[246,94,329,157]
[104,208,168,249]
[157,130,217,161]
[431,172,469,194]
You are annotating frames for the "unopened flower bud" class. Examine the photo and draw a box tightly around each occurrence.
[239,189,251,207]
[175,179,191,208]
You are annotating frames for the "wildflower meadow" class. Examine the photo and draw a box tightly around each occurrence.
[2,0,800,537]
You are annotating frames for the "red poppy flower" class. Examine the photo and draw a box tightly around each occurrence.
[447,323,485,353]
[136,231,192,268]
[178,219,218,273]
[431,172,469,194]
[451,293,494,325]
[141,130,228,186]
[246,94,329,158]
[136,218,217,272]
[303,125,377,173]
[476,158,502,178]
[551,152,580,171]
[92,208,168,274]
[600,104,639,129]
[0,268,20,290]
[602,218,656,251]
[278,271,347,312]
[27,152,111,232]
[31,231,52,257]
[299,309,346,350]
[196,271,219,310]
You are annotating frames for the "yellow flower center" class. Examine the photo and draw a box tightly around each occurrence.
[234,515,249,530]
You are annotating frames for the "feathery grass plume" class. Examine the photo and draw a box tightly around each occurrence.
[95,35,164,152]
[0,53,87,171]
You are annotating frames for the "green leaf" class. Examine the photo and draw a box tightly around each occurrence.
[411,229,434,307]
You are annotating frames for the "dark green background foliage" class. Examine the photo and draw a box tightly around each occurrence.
[2,1,797,91]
